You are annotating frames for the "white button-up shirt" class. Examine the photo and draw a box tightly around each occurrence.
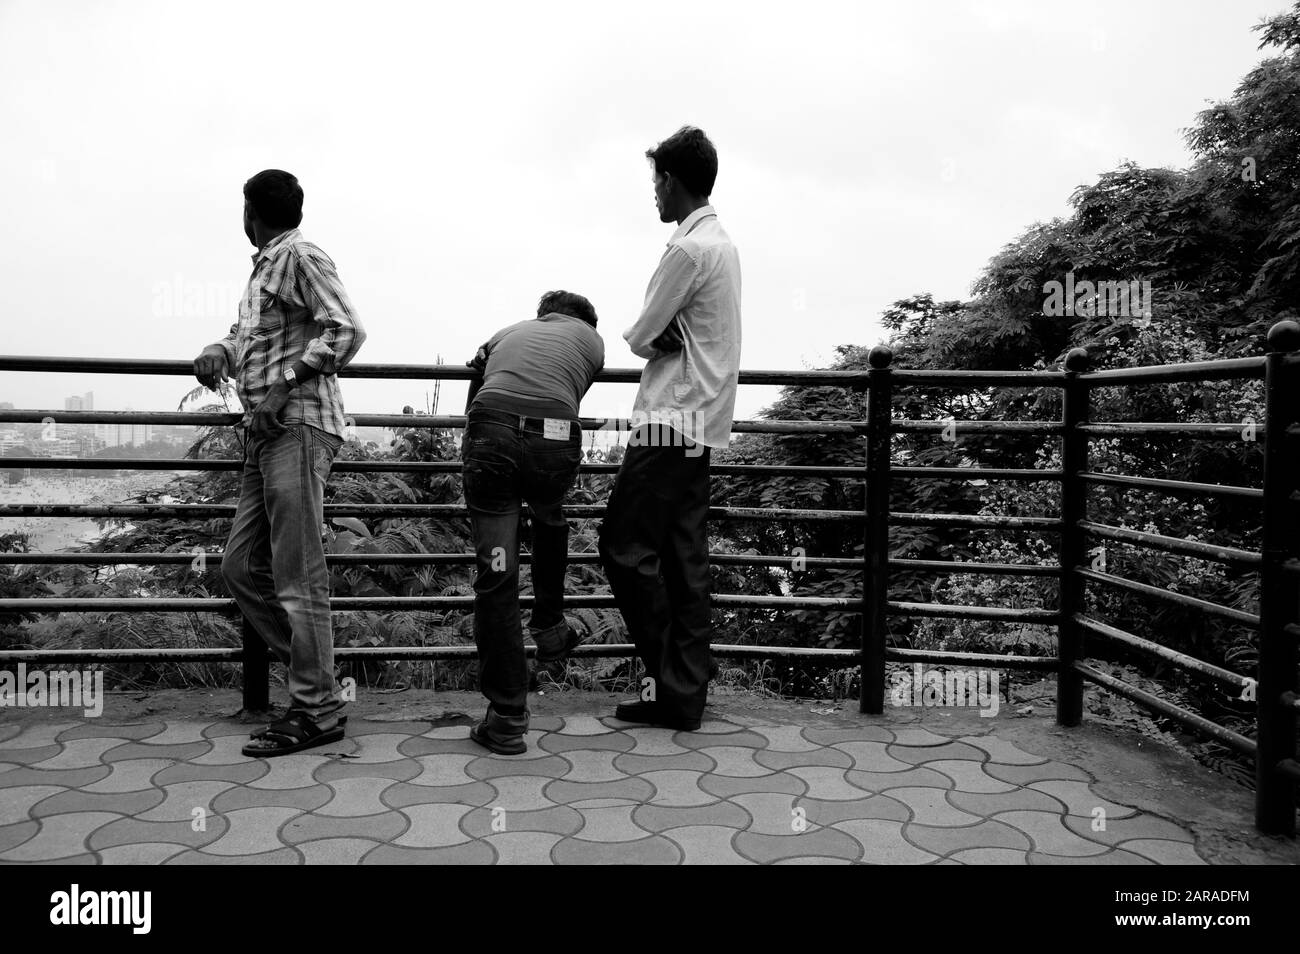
[623,205,742,449]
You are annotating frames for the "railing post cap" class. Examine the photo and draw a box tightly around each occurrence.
[1266,320,1300,353]
[1064,347,1090,372]
[868,345,894,369]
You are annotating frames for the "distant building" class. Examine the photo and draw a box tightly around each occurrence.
[63,391,93,411]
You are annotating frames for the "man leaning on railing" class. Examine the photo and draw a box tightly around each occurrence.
[192,168,367,758]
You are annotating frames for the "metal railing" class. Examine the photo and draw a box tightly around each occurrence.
[0,322,1297,836]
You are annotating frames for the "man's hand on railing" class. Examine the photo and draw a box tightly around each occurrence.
[465,345,489,374]
[651,319,684,354]
[193,346,230,390]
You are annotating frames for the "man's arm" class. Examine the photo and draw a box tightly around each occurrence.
[624,245,698,359]
[193,323,238,389]
[295,248,367,383]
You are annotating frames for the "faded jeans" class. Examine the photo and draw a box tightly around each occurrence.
[221,422,344,721]
[462,407,583,715]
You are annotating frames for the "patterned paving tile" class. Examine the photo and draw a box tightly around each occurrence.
[0,724,24,744]
[295,837,384,865]
[393,803,472,847]
[467,754,569,780]
[612,751,716,775]
[153,760,268,786]
[772,855,853,865]
[948,847,1031,864]
[676,729,767,751]
[984,761,1091,786]
[545,777,655,806]
[926,760,1018,794]
[1030,780,1139,818]
[396,736,485,758]
[88,815,228,852]
[3,812,124,861]
[480,776,556,812]
[785,767,870,801]
[33,737,134,768]
[551,834,682,865]
[335,734,408,764]
[97,842,192,865]
[482,831,563,864]
[745,725,822,752]
[905,819,1032,855]
[361,842,496,865]
[1113,839,1206,865]
[314,756,422,783]
[402,753,479,787]
[167,847,302,865]
[201,807,302,855]
[801,726,896,746]
[211,784,334,814]
[753,747,853,772]
[641,770,720,807]
[796,794,911,827]
[700,771,807,799]
[0,744,63,766]
[830,741,911,772]
[632,801,751,833]
[316,776,402,816]
[845,766,955,793]
[696,746,772,778]
[992,810,1112,856]
[888,741,987,765]
[0,785,66,825]
[133,723,211,746]
[83,759,174,793]
[382,780,498,808]
[885,788,984,826]
[728,793,801,835]
[559,750,631,783]
[958,735,1048,765]
[246,756,336,790]
[31,787,164,819]
[59,721,166,742]
[2,723,79,748]
[889,728,954,746]
[189,735,262,765]
[0,765,111,789]
[136,781,238,822]
[833,820,939,864]
[1062,813,1195,845]
[569,804,656,842]
[281,811,408,845]
[662,825,753,864]
[620,727,691,756]
[734,828,862,864]
[556,715,618,735]
[1027,849,1156,865]
[0,820,38,853]
[461,804,583,838]
[947,787,1063,817]
[538,732,635,755]
[101,741,212,763]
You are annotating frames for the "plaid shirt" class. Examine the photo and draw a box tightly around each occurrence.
[215,229,366,439]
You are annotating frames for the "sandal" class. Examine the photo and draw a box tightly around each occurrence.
[251,713,347,740]
[242,711,346,758]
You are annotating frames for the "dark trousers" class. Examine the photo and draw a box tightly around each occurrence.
[462,407,582,715]
[598,424,712,721]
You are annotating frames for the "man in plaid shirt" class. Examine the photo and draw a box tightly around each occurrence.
[193,169,366,757]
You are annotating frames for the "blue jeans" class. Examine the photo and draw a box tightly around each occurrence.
[221,423,344,721]
[462,407,583,715]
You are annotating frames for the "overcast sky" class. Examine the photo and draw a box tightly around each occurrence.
[0,0,1284,427]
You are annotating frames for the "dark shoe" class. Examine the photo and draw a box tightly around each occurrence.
[531,621,582,663]
[469,705,529,755]
[613,700,701,732]
[242,710,346,758]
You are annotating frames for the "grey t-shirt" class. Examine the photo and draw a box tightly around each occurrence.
[472,312,605,420]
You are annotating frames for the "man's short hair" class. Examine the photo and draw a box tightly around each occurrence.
[244,170,304,229]
[538,290,598,328]
[645,126,718,199]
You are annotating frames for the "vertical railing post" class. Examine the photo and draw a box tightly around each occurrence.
[1057,347,1091,727]
[860,345,893,714]
[1257,320,1300,836]
[241,616,270,712]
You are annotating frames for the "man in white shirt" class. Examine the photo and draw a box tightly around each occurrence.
[598,126,741,731]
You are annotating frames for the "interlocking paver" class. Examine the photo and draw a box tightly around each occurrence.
[733,827,861,864]
[676,729,767,750]
[0,785,66,824]
[0,765,110,790]
[700,771,806,799]
[190,735,261,765]
[992,810,1112,856]
[468,754,569,780]
[728,792,802,835]
[958,735,1048,765]
[0,744,63,766]
[621,727,691,756]
[462,804,583,838]
[1030,780,1139,818]
[948,847,1031,864]
[947,787,1063,817]
[802,725,895,746]
[697,746,771,778]
[314,756,422,783]
[483,775,557,811]
[362,842,495,864]
[83,759,173,793]
[396,736,483,758]
[845,766,955,793]
[905,819,1032,855]
[136,781,238,822]
[539,731,634,755]
[1113,839,1206,865]
[559,750,631,782]
[153,760,267,786]
[134,723,211,746]
[97,842,191,864]
[167,847,301,865]
[830,741,910,772]
[984,760,1091,786]
[753,747,853,772]
[382,780,498,808]
[403,753,479,787]
[833,819,940,864]
[281,811,408,845]
[2,723,79,748]
[612,750,716,775]
[31,787,163,819]
[569,804,654,842]
[557,715,617,735]
[1027,849,1157,865]
[483,831,564,864]
[885,788,984,826]
[101,741,212,763]
[551,834,682,865]
[796,794,911,827]
[662,825,752,864]
[88,815,227,852]
[59,721,165,742]
[1062,813,1195,845]
[545,777,655,806]
[316,776,401,816]
[33,737,133,768]
[211,783,333,814]
[295,837,384,865]
[632,801,751,833]
[746,725,821,751]
[889,741,987,765]
[393,803,472,847]
[926,760,1017,794]
[641,770,719,807]
[0,820,38,853]
[246,756,335,790]
[786,766,870,801]
[3,812,123,861]
[202,807,302,855]
[339,734,409,764]
[888,728,953,746]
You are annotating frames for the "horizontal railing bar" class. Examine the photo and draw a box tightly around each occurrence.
[884,649,1057,670]
[1081,471,1263,500]
[890,512,1062,530]
[1078,357,1266,386]
[1077,423,1265,439]
[1075,614,1253,688]
[887,602,1058,622]
[893,467,1063,481]
[0,457,871,480]
[0,643,861,665]
[891,558,1058,577]
[889,369,1066,386]
[1079,521,1261,567]
[892,421,1063,435]
[1074,661,1257,755]
[1076,568,1259,625]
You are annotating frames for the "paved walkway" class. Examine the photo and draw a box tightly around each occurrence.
[0,690,1294,864]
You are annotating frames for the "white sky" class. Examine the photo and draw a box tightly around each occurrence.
[0,0,1283,427]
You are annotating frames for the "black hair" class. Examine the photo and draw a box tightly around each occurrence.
[538,290,598,328]
[243,169,304,229]
[645,126,718,199]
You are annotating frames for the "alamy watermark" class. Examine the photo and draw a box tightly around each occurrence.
[0,664,104,717]
[1042,271,1151,319]
[889,663,1000,717]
